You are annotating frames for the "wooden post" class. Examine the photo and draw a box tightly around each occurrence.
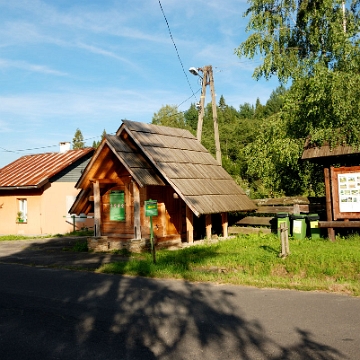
[196,65,222,166]
[324,167,335,241]
[221,212,228,238]
[293,204,300,215]
[133,181,141,239]
[205,214,212,240]
[125,182,131,223]
[196,68,207,141]
[209,67,222,165]
[186,205,193,243]
[93,180,101,237]
[279,222,290,258]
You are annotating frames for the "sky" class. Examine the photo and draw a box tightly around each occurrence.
[0,0,280,168]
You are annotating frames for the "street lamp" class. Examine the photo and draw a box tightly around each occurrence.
[188,67,201,77]
[189,65,222,165]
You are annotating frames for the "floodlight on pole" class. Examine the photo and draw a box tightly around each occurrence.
[188,67,202,78]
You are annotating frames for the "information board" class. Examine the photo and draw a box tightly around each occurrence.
[338,172,360,213]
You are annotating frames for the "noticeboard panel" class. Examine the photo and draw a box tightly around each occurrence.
[331,166,360,220]
[145,200,158,217]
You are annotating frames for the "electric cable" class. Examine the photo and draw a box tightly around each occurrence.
[158,0,198,103]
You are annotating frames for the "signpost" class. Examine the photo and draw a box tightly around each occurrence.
[145,199,158,264]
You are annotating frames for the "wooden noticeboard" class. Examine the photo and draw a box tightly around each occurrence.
[331,166,360,220]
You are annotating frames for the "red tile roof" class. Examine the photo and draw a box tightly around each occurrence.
[0,148,93,188]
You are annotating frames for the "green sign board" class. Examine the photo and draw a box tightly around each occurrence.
[110,190,125,221]
[145,199,158,217]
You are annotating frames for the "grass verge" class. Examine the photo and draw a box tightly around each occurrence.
[0,229,93,241]
[96,233,360,296]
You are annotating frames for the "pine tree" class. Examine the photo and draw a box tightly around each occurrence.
[72,128,85,149]
[92,129,107,149]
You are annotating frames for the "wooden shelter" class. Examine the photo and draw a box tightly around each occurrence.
[70,120,256,251]
[302,142,360,240]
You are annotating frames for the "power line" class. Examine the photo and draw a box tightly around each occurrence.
[177,88,201,108]
[0,133,113,153]
[158,0,198,103]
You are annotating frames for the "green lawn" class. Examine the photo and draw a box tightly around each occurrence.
[0,229,93,241]
[97,233,360,296]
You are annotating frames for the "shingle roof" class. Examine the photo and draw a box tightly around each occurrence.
[302,144,360,160]
[0,148,94,188]
[72,121,256,216]
[105,134,165,187]
[118,120,256,215]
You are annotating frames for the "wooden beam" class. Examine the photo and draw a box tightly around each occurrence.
[186,206,193,243]
[319,221,360,228]
[236,216,273,226]
[330,166,340,220]
[324,167,335,241]
[133,181,141,239]
[228,226,272,235]
[255,205,309,214]
[85,204,92,214]
[93,180,101,237]
[221,212,228,238]
[90,178,123,185]
[205,214,212,240]
[125,182,131,223]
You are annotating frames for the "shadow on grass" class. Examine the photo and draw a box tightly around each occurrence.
[259,244,279,254]
[97,244,220,277]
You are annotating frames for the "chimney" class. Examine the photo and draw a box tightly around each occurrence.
[59,142,71,153]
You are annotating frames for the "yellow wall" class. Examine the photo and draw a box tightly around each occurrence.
[0,182,93,236]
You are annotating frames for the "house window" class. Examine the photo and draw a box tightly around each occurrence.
[18,199,28,222]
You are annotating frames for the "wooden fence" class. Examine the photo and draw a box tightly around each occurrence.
[228,197,326,235]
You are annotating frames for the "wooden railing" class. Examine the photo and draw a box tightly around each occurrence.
[228,197,326,235]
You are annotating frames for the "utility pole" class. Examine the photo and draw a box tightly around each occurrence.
[189,65,222,165]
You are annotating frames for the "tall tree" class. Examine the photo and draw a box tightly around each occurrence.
[238,103,255,119]
[254,98,265,119]
[152,105,187,129]
[92,129,107,149]
[237,0,360,82]
[184,103,198,134]
[72,128,85,149]
[263,86,286,117]
[236,0,360,146]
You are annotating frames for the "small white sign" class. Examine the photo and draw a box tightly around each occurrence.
[293,220,302,234]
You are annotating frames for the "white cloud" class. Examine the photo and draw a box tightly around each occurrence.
[0,88,182,122]
[0,58,67,76]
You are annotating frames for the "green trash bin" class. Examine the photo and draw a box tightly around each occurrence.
[307,214,320,239]
[276,212,290,238]
[291,214,307,240]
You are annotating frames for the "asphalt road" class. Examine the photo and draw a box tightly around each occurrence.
[0,239,359,359]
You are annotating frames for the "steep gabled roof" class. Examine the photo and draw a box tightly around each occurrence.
[0,148,94,189]
[118,120,256,215]
[72,121,256,216]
